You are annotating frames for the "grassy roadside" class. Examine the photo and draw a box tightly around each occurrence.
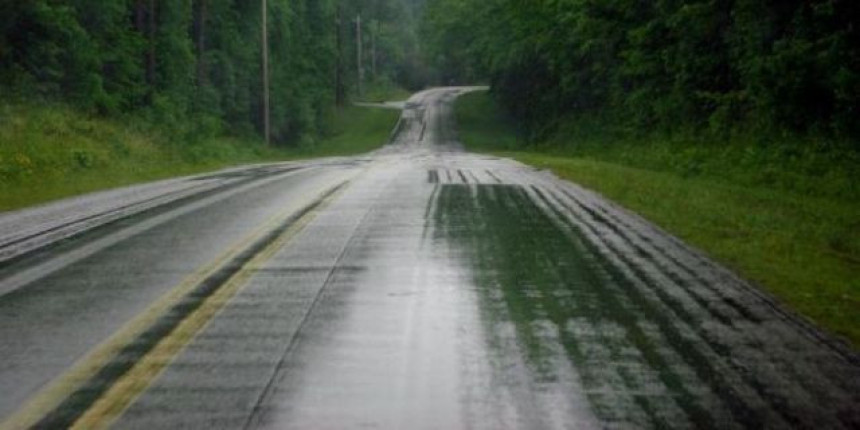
[356,79,414,103]
[303,104,401,158]
[455,91,860,348]
[0,102,400,211]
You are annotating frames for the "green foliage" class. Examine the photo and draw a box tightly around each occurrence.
[423,0,860,144]
[455,92,860,347]
[0,102,262,209]
[454,91,520,151]
[308,104,401,157]
[459,92,859,201]
[1,0,423,146]
[543,117,860,202]
[338,0,432,95]
[0,101,398,210]
[359,78,413,102]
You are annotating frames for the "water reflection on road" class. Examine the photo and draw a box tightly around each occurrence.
[2,88,856,430]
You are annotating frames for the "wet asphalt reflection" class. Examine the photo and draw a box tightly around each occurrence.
[0,88,858,429]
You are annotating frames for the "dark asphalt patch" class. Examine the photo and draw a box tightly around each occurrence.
[434,183,859,429]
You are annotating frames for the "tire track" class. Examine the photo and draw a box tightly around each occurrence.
[543,183,859,412]
[524,184,856,428]
[47,183,345,429]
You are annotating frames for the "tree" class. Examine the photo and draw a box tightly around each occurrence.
[0,0,427,145]
[421,0,860,142]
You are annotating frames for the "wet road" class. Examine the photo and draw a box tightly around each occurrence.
[0,88,858,429]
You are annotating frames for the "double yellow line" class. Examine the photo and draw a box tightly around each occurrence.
[1,179,349,430]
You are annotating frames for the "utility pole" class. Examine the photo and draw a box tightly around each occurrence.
[356,13,363,98]
[371,20,377,79]
[261,0,271,145]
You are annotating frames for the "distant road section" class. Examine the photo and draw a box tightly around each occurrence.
[0,88,857,430]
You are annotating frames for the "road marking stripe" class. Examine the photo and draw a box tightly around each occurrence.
[0,168,312,299]
[72,185,341,429]
[0,174,352,430]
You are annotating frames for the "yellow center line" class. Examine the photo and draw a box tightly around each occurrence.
[0,174,352,430]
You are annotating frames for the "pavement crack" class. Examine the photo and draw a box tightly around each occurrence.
[15,182,346,430]
[242,185,383,430]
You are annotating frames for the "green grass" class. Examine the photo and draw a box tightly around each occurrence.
[0,101,401,211]
[355,79,413,103]
[455,91,860,348]
[303,104,401,157]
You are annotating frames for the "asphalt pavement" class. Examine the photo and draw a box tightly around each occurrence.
[0,88,857,429]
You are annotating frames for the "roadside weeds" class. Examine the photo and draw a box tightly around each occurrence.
[454,91,860,348]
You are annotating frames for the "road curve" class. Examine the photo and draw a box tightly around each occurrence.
[0,88,857,429]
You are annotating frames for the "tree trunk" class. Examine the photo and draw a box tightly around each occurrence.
[356,13,362,97]
[134,0,146,33]
[371,20,377,80]
[194,0,207,87]
[134,0,157,101]
[335,4,346,106]
[147,0,157,89]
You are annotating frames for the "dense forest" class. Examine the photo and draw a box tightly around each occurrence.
[3,1,858,149]
[422,0,859,146]
[0,0,427,145]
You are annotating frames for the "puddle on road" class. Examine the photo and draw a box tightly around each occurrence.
[434,184,750,429]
